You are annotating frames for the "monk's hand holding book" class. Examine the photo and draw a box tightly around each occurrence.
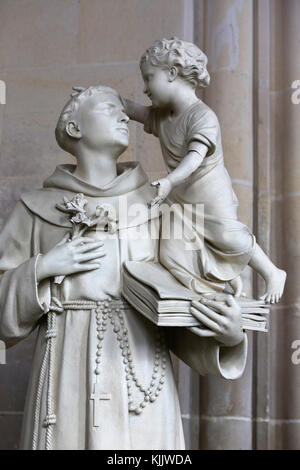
[188,297,244,347]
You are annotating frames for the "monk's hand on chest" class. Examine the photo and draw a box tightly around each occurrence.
[36,236,106,282]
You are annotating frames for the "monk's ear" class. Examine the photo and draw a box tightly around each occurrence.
[66,121,82,140]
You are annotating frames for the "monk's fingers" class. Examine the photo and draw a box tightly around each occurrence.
[69,236,95,247]
[190,302,226,326]
[202,298,241,327]
[202,299,231,315]
[195,299,229,316]
[187,327,217,338]
[190,307,223,333]
[76,250,106,263]
[76,240,104,253]
[75,262,101,272]
[192,299,226,317]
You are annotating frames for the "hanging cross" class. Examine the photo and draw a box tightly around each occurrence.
[90,382,111,427]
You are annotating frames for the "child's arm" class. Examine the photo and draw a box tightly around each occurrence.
[122,98,151,124]
[167,146,208,186]
[149,145,209,207]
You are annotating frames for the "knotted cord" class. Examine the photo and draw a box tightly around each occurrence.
[32,297,63,450]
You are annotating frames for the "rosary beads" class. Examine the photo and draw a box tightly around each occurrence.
[90,297,167,415]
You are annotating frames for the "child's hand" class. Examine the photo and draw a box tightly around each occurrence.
[120,98,150,124]
[148,178,173,207]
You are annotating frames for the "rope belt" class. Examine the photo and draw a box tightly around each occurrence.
[32,296,166,450]
[62,298,130,310]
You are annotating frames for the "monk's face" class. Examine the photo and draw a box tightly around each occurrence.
[77,92,130,155]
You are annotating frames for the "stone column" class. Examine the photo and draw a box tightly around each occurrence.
[0,0,197,449]
[194,0,254,449]
[268,0,300,449]
[194,0,300,450]
[252,0,272,449]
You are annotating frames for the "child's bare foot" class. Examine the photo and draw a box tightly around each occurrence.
[228,276,243,297]
[259,268,286,304]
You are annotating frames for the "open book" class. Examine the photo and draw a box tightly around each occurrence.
[122,261,269,332]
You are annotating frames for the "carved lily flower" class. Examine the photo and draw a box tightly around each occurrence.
[56,193,87,214]
[56,194,118,234]
[56,193,92,228]
[95,205,117,233]
[71,211,90,225]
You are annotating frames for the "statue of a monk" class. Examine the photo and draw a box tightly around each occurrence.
[0,86,247,450]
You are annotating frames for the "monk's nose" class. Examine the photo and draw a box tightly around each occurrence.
[120,112,129,123]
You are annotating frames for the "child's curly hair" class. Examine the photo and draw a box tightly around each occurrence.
[140,37,210,89]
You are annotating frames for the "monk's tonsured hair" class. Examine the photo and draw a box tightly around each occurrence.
[55,85,120,155]
[140,37,210,89]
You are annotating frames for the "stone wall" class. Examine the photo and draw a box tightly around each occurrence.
[0,0,299,450]
[194,0,300,449]
[0,0,198,450]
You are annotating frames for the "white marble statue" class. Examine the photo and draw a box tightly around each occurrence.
[124,37,286,304]
[0,85,247,450]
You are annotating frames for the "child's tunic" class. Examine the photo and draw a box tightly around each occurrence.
[145,100,255,292]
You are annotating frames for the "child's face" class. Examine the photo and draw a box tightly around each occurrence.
[141,61,173,108]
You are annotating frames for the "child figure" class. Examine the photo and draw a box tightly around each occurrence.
[124,37,286,303]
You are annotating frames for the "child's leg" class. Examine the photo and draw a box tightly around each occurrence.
[249,244,286,304]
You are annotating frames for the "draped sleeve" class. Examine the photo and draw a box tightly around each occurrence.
[0,201,51,347]
[186,107,220,158]
[166,328,248,380]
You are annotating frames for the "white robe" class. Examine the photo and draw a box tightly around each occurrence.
[0,162,247,450]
